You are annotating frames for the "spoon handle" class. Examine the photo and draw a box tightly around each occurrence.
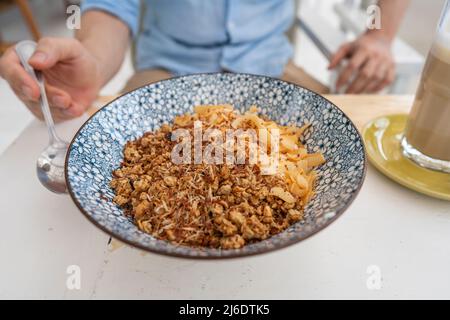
[15,40,61,144]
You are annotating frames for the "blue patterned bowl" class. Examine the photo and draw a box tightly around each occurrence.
[66,73,366,259]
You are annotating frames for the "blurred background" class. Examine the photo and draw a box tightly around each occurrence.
[0,0,445,154]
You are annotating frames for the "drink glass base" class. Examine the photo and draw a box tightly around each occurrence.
[401,137,450,173]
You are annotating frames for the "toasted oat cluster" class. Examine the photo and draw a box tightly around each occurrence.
[110,105,324,249]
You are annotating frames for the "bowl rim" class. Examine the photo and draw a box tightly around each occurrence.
[65,72,367,259]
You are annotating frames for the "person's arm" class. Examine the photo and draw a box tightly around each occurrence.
[329,0,410,93]
[369,0,410,41]
[76,11,130,89]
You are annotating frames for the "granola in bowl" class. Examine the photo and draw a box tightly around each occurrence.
[66,73,367,258]
[110,105,325,249]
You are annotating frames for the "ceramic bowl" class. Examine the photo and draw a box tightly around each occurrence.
[66,73,366,259]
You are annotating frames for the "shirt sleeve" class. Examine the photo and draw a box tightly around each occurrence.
[81,0,140,37]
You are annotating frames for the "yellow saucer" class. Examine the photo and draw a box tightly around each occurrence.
[362,114,450,201]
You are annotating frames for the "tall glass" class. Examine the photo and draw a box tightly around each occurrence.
[402,0,450,173]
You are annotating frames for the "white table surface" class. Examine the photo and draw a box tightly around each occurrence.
[1,111,449,300]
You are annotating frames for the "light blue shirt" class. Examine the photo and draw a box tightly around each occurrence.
[81,0,294,77]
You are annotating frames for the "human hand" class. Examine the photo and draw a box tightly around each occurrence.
[0,37,101,122]
[328,32,396,94]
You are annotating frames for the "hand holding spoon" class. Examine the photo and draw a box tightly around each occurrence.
[15,40,68,194]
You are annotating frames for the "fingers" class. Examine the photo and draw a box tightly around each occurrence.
[361,59,396,93]
[363,63,387,93]
[27,101,81,123]
[335,49,367,91]
[41,84,85,119]
[45,83,72,109]
[17,93,83,123]
[9,81,77,119]
[0,45,72,107]
[329,43,352,69]
[30,83,85,120]
[346,59,378,94]
[0,47,40,101]
[0,41,85,121]
[28,37,82,70]
[373,65,396,92]
[331,31,398,93]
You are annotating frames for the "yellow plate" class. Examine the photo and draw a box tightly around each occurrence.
[362,114,450,201]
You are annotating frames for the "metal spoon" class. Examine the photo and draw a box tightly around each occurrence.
[15,40,68,194]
